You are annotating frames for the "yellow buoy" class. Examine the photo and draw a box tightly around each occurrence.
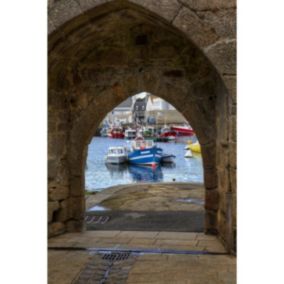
[188,142,201,153]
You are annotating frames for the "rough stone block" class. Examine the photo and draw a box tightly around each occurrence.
[204,168,218,189]
[217,210,227,241]
[205,39,236,74]
[55,199,72,222]
[70,197,85,220]
[218,192,226,215]
[57,121,68,132]
[66,220,84,232]
[48,117,57,133]
[223,75,236,103]
[218,169,230,193]
[182,97,216,145]
[76,0,112,12]
[70,175,84,197]
[173,6,218,47]
[130,0,181,22]
[229,167,237,192]
[205,210,218,234]
[49,185,69,201]
[48,0,54,7]
[229,104,237,116]
[229,142,236,168]
[54,162,70,186]
[216,114,229,144]
[48,90,67,110]
[216,144,229,170]
[48,201,59,223]
[48,134,67,158]
[48,0,82,29]
[48,159,58,180]
[197,9,236,39]
[229,115,236,142]
[48,17,57,35]
[48,222,66,238]
[86,48,129,67]
[201,143,216,169]
[232,192,236,227]
[205,189,219,211]
[179,0,236,10]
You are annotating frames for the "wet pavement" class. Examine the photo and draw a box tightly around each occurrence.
[85,183,204,212]
[85,183,204,232]
[85,210,204,232]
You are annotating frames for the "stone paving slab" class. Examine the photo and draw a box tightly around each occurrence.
[48,250,92,284]
[118,231,159,238]
[48,231,227,253]
[48,249,236,284]
[157,231,198,240]
[127,254,236,284]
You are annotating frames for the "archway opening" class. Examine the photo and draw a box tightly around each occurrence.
[84,92,205,232]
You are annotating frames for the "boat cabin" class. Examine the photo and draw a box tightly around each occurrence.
[131,138,155,150]
[125,129,136,139]
[107,146,126,155]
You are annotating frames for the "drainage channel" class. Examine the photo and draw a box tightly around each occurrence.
[49,246,229,256]
[71,251,137,284]
[85,215,110,224]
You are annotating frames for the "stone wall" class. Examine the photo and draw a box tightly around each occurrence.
[48,0,236,253]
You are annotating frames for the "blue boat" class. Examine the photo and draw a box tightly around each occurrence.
[128,137,163,166]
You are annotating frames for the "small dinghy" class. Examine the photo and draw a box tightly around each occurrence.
[105,146,128,164]
[184,149,193,158]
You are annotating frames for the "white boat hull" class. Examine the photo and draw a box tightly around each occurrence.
[105,155,127,164]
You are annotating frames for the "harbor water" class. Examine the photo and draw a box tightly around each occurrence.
[85,137,203,192]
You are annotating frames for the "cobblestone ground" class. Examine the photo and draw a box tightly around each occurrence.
[48,231,236,283]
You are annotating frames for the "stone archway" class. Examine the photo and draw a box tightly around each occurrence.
[48,0,236,253]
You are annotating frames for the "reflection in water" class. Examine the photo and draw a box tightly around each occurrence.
[161,162,176,169]
[128,165,163,182]
[105,163,128,171]
[105,163,128,179]
[85,137,203,191]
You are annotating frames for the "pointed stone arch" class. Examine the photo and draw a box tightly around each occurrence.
[48,0,236,253]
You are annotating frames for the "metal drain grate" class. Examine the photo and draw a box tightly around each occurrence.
[101,252,130,261]
[85,215,110,224]
[72,252,136,284]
